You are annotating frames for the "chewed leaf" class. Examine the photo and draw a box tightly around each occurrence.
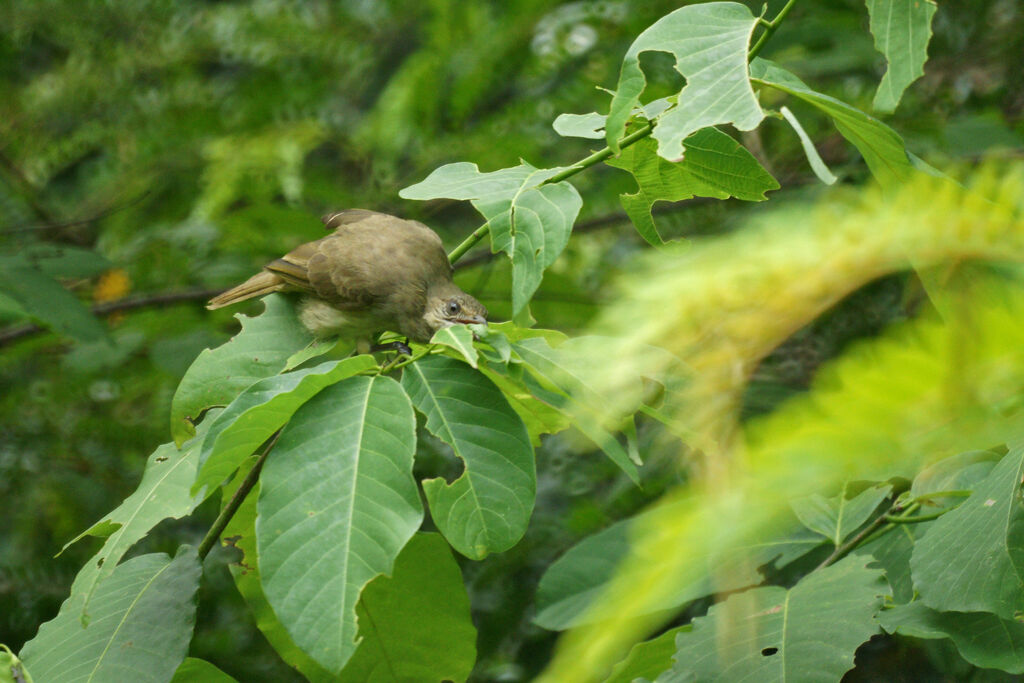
[553,112,606,139]
[867,0,937,113]
[606,2,763,159]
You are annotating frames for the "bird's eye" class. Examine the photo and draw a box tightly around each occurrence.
[446,300,461,316]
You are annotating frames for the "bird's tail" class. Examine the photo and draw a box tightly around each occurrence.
[207,271,287,309]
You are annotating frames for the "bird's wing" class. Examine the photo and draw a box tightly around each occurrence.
[264,240,321,292]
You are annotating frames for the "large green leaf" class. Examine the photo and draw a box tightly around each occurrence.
[257,375,422,673]
[401,356,535,559]
[20,547,200,683]
[750,58,917,187]
[879,601,1024,674]
[605,130,778,245]
[660,557,884,682]
[910,447,1024,619]
[340,533,477,682]
[221,462,335,683]
[866,0,937,113]
[0,261,107,343]
[790,482,892,546]
[171,294,312,444]
[606,2,763,159]
[477,362,570,446]
[194,354,377,494]
[57,421,215,623]
[400,161,582,315]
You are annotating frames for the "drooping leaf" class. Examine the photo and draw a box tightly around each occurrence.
[400,161,582,315]
[169,658,239,683]
[512,336,646,482]
[340,533,477,682]
[790,482,892,546]
[659,557,884,682]
[750,58,918,187]
[780,106,838,185]
[605,130,778,244]
[606,2,764,159]
[430,324,479,367]
[20,547,200,683]
[257,375,422,673]
[0,261,107,343]
[57,420,215,622]
[866,0,938,113]
[171,294,312,444]
[477,363,570,446]
[856,524,921,604]
[604,626,688,683]
[910,447,1024,619]
[879,601,1024,674]
[193,355,377,494]
[401,356,535,559]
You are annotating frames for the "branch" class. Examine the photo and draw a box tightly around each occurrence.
[748,0,798,61]
[0,288,223,347]
[197,430,280,561]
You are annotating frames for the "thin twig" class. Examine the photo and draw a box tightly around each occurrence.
[197,430,280,561]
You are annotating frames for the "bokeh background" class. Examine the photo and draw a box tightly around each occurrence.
[1,1,1021,679]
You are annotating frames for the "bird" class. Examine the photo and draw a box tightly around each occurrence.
[207,209,488,350]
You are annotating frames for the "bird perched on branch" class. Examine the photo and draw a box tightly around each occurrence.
[207,209,487,349]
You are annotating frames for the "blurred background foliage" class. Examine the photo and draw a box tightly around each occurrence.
[0,0,1021,680]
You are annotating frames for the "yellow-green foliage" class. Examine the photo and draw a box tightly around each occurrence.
[540,162,1024,682]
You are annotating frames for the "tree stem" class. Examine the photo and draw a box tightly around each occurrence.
[748,0,798,61]
[197,431,280,561]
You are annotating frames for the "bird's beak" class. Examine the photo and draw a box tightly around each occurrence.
[457,314,488,326]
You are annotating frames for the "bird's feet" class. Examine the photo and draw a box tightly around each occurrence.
[370,340,413,356]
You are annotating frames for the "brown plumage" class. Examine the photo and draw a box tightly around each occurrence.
[207,209,487,344]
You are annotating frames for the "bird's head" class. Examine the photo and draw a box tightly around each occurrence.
[422,287,488,335]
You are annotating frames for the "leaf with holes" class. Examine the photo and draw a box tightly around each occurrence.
[257,375,422,673]
[659,556,884,682]
[401,355,535,559]
[867,0,937,113]
[606,2,764,159]
[172,294,312,444]
[605,130,778,245]
[20,547,200,683]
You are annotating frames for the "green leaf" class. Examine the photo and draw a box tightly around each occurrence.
[910,449,1000,504]
[790,482,892,546]
[194,355,377,494]
[20,547,200,683]
[879,601,1024,674]
[257,375,422,673]
[910,447,1024,619]
[606,2,763,158]
[662,557,884,682]
[856,524,921,604]
[221,462,335,683]
[169,658,239,683]
[0,263,107,343]
[512,337,642,482]
[400,161,582,315]
[57,422,214,622]
[604,626,688,683]
[0,644,33,683]
[5,244,111,279]
[430,324,479,367]
[171,294,312,445]
[750,58,917,187]
[476,363,570,446]
[605,130,778,245]
[534,506,780,631]
[779,106,838,185]
[341,533,477,682]
[866,0,937,113]
[553,112,606,139]
[401,356,535,559]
